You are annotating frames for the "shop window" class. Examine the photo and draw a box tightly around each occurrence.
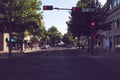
[115,36,120,49]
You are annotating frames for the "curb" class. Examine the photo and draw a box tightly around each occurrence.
[0,48,41,59]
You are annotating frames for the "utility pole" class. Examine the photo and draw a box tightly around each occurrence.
[91,26,95,55]
[91,0,95,55]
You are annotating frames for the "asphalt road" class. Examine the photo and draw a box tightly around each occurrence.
[0,48,120,80]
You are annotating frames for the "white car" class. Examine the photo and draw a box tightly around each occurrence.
[41,44,50,49]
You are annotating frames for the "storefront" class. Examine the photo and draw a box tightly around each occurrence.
[114,35,120,50]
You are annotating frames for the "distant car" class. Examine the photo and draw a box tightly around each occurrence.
[41,44,50,49]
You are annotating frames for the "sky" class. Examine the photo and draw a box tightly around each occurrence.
[41,0,107,35]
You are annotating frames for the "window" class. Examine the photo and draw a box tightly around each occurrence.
[109,4,112,10]
[117,19,119,28]
[114,0,117,7]
[116,0,120,4]
[116,0,118,4]
[114,36,120,49]
[114,21,117,29]
[118,0,120,4]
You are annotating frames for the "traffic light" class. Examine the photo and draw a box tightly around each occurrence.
[91,21,95,27]
[71,7,81,13]
[93,34,97,39]
[72,7,78,11]
[43,5,53,10]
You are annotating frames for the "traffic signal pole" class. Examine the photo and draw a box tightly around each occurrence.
[91,27,95,55]
[91,0,95,55]
[43,6,71,11]
[54,7,71,10]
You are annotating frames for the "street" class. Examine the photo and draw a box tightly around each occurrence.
[0,48,120,80]
[1,0,120,80]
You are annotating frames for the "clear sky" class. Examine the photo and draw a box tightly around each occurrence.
[41,0,107,35]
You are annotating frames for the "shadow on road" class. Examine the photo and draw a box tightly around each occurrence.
[25,49,84,56]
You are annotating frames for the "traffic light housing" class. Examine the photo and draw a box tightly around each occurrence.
[72,7,78,11]
[93,34,97,39]
[43,5,53,10]
[71,7,81,13]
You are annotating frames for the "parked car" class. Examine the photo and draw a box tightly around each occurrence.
[41,44,50,49]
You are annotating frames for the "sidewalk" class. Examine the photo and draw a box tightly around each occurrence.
[78,48,120,58]
[0,48,41,59]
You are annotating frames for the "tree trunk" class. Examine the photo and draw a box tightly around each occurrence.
[20,34,25,52]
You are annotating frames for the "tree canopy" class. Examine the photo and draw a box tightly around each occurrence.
[47,26,62,46]
[0,0,43,36]
[67,0,104,37]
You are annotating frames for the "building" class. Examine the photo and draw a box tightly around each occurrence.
[102,0,120,51]
[0,32,9,52]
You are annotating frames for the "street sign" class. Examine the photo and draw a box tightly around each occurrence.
[82,8,94,12]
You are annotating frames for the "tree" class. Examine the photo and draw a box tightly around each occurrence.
[67,0,104,37]
[47,26,62,46]
[0,0,43,52]
[39,27,49,44]
[0,0,42,34]
[62,32,76,46]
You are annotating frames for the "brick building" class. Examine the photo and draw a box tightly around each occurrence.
[102,0,120,51]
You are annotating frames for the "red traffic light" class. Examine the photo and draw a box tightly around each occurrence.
[72,7,77,11]
[43,6,47,10]
[93,35,97,39]
[43,5,53,10]
[91,21,95,27]
[71,7,80,12]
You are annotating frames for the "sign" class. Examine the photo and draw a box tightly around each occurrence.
[82,8,94,12]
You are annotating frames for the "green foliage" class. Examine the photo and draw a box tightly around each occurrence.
[67,0,104,37]
[77,0,93,7]
[62,32,75,45]
[0,0,43,36]
[24,30,30,37]
[47,26,62,46]
[40,27,48,44]
[31,35,40,43]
